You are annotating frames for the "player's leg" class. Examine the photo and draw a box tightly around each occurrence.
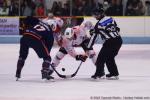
[105,58,119,80]
[16,58,25,78]
[80,39,104,79]
[41,57,54,80]
[51,47,68,67]
[105,38,122,79]
[16,37,29,79]
[91,47,106,79]
[32,39,54,80]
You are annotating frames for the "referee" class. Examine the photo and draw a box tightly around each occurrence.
[88,7,122,80]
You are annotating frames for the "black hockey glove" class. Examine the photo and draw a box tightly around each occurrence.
[89,29,95,36]
[116,27,120,32]
[76,55,88,62]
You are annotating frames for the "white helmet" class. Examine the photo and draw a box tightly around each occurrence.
[47,20,57,31]
[64,27,74,39]
[83,21,93,30]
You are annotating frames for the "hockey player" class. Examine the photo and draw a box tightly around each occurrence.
[42,12,64,46]
[51,21,97,71]
[88,7,122,80]
[15,16,54,80]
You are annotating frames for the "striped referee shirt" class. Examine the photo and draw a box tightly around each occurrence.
[88,16,120,48]
[96,16,120,40]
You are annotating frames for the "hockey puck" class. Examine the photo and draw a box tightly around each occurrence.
[62,68,65,71]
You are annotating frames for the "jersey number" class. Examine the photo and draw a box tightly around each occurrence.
[34,25,46,31]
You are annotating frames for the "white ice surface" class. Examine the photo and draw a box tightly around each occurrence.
[0,44,150,100]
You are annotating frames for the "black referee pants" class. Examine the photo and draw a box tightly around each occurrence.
[96,36,122,75]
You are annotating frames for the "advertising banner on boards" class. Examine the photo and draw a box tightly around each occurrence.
[0,17,19,35]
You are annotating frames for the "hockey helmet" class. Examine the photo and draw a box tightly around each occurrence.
[64,27,74,39]
[24,16,39,26]
[47,20,57,31]
[92,7,104,16]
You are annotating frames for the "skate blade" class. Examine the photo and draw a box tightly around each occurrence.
[106,76,119,80]
[99,76,106,79]
[90,76,106,81]
[43,78,55,82]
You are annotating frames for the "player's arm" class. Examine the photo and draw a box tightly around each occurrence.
[54,32,63,46]
[87,31,98,50]
[19,20,26,35]
[63,38,87,62]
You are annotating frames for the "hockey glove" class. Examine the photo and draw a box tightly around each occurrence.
[76,55,88,62]
[89,29,95,36]
[116,27,120,32]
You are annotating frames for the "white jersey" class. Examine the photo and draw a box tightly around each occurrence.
[62,25,88,57]
[51,23,96,68]
[42,17,63,33]
[72,25,88,46]
[42,17,64,43]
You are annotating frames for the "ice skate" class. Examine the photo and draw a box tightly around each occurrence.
[15,69,21,81]
[15,58,25,81]
[91,72,105,80]
[91,67,105,80]
[41,69,54,80]
[106,74,119,80]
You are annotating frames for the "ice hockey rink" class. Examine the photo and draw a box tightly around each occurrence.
[0,44,150,100]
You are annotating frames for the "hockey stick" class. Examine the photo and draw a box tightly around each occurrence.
[51,61,83,78]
